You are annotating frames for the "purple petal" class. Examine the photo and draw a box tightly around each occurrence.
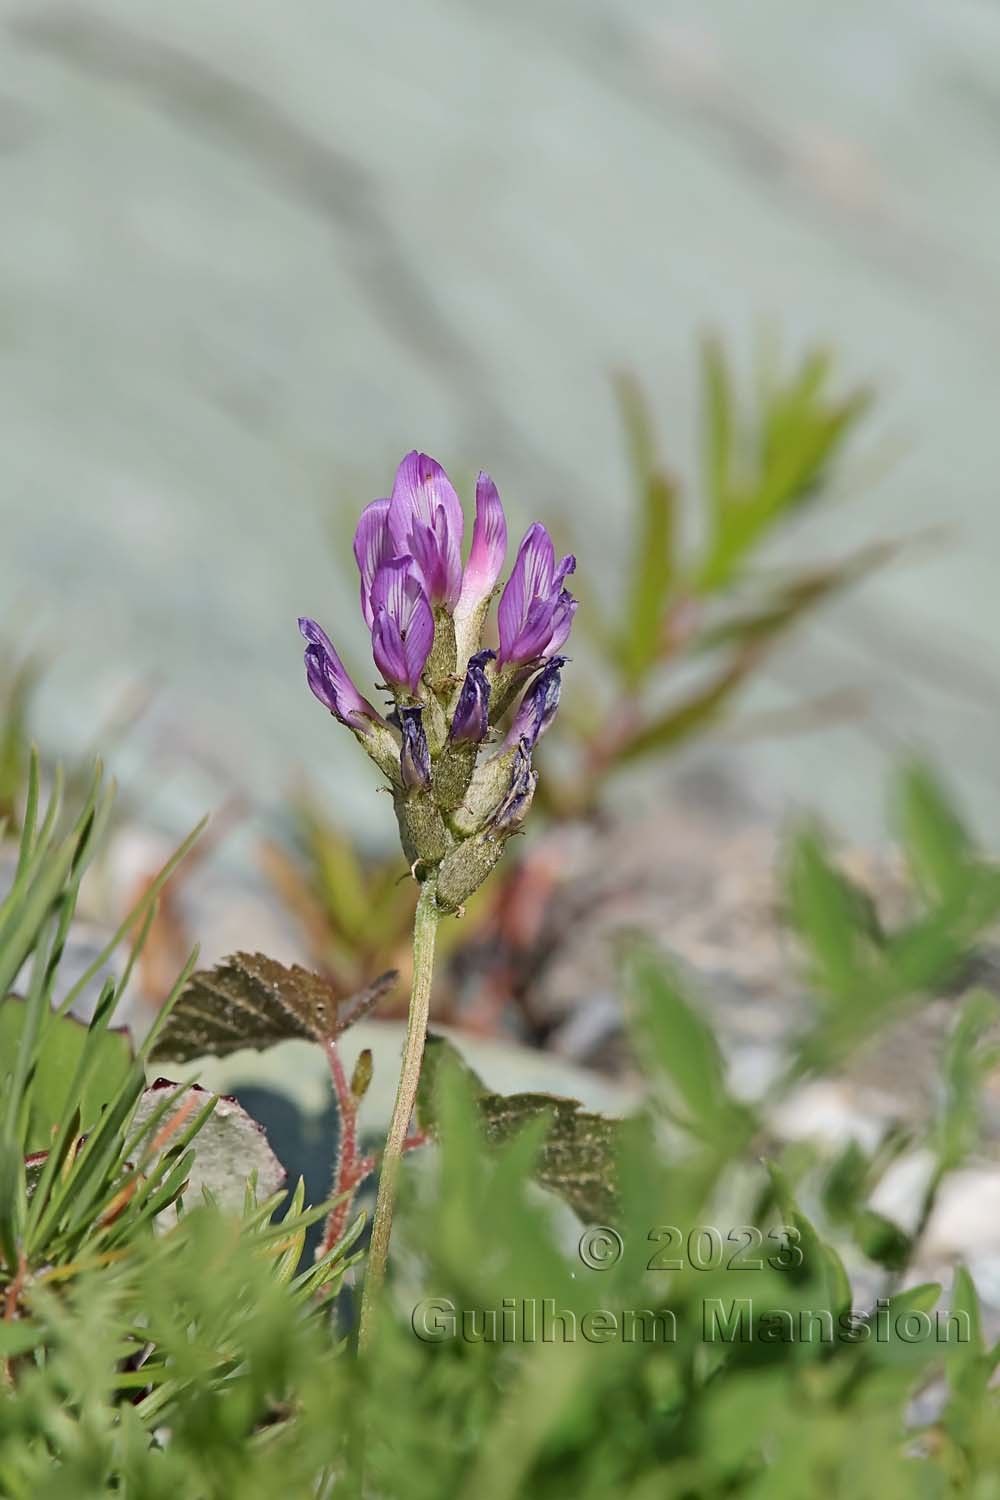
[456,472,507,620]
[371,608,410,692]
[370,557,434,693]
[298,617,381,732]
[408,518,452,606]
[450,649,495,743]
[497,524,556,666]
[353,498,393,628]
[387,451,464,608]
[398,705,432,790]
[543,590,578,657]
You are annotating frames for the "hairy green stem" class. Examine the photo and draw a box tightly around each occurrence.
[358,874,440,1353]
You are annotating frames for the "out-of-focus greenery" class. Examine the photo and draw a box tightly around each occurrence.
[543,338,885,815]
[3,749,1000,1495]
[0,759,359,1497]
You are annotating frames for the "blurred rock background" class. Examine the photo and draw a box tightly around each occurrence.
[3,0,1000,848]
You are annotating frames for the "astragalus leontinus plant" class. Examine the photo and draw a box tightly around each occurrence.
[298,451,577,1344]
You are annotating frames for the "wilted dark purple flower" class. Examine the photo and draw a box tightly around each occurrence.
[398,705,432,791]
[370,557,435,695]
[497,524,577,668]
[504,656,566,750]
[450,650,495,744]
[299,618,383,732]
[490,740,538,833]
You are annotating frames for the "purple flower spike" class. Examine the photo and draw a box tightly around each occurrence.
[353,497,393,628]
[370,557,434,694]
[387,451,464,610]
[505,656,566,750]
[451,649,495,744]
[456,473,507,621]
[298,617,382,732]
[398,705,432,790]
[497,524,577,667]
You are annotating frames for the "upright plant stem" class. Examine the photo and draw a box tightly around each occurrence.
[358,874,440,1353]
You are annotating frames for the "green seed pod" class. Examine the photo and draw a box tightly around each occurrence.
[436,830,508,913]
[448,746,518,837]
[393,789,450,868]
[432,740,479,814]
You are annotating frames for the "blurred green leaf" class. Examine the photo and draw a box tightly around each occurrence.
[623,944,752,1151]
[701,335,735,533]
[0,1000,133,1154]
[934,989,1000,1177]
[784,825,879,1013]
[896,761,976,908]
[620,473,677,688]
[614,653,756,764]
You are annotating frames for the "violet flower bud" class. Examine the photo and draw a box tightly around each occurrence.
[454,473,507,667]
[450,650,495,745]
[298,618,383,733]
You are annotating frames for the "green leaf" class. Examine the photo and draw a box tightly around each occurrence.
[148,953,397,1062]
[0,999,133,1154]
[701,334,735,532]
[783,826,878,1011]
[765,1160,851,1313]
[0,1320,43,1359]
[621,472,677,688]
[417,1035,622,1224]
[895,762,975,907]
[623,944,751,1150]
[852,1208,910,1272]
[934,989,999,1175]
[615,655,755,764]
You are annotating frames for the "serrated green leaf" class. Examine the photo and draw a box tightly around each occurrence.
[149,953,397,1062]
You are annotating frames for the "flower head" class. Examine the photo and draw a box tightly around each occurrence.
[298,452,576,897]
